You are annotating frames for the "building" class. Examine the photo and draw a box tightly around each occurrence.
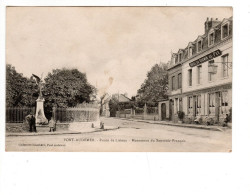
[112,93,131,103]
[159,17,232,124]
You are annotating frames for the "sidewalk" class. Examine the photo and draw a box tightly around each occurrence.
[115,117,230,132]
[6,125,119,137]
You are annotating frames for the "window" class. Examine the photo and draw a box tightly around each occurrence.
[188,97,193,108]
[197,65,202,84]
[189,47,193,57]
[197,40,202,52]
[222,23,229,39]
[179,98,183,112]
[208,93,215,115]
[221,91,228,107]
[196,95,202,115]
[220,91,229,114]
[172,76,175,90]
[208,60,215,82]
[188,96,193,114]
[175,56,178,64]
[178,73,182,89]
[175,98,178,113]
[209,93,215,107]
[222,54,229,77]
[208,32,215,46]
[188,69,192,86]
[179,53,182,62]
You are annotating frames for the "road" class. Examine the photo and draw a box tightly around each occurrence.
[5,117,232,152]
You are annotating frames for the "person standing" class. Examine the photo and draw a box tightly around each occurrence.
[49,117,56,132]
[28,114,32,132]
[31,115,37,132]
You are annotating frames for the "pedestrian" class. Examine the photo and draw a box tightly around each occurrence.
[223,114,229,127]
[49,117,56,132]
[26,114,33,132]
[31,115,37,132]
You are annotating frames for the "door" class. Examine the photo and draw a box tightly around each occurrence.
[194,96,197,117]
[169,100,174,121]
[215,92,220,122]
[161,103,166,120]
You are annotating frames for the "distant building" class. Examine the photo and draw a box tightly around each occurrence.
[159,17,232,124]
[101,93,131,117]
[112,93,131,103]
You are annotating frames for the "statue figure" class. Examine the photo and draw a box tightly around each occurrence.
[32,74,43,98]
[32,73,48,125]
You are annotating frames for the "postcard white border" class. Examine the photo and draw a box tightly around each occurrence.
[1,0,250,195]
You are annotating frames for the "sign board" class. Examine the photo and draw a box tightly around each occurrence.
[208,65,218,73]
[189,49,222,67]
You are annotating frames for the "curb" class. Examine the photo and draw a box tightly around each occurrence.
[6,131,81,137]
[6,126,119,137]
[114,117,225,132]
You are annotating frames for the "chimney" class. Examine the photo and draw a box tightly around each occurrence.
[204,17,209,34]
[204,17,221,34]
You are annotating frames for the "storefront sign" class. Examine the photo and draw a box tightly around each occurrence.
[189,49,222,67]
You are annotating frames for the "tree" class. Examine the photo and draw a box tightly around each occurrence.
[109,99,118,117]
[99,93,109,115]
[136,63,168,103]
[43,68,95,115]
[6,64,38,107]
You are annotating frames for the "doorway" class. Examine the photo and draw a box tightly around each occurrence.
[215,92,220,122]
[161,103,166,120]
[169,100,174,121]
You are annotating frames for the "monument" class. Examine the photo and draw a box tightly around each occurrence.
[32,74,48,125]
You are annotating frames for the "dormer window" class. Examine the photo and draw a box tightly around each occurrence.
[208,30,215,46]
[175,56,178,64]
[197,40,202,52]
[179,53,182,62]
[221,22,229,39]
[188,47,193,57]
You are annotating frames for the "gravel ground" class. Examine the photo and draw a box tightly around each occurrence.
[5,117,232,152]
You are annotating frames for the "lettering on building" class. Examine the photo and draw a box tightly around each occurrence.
[189,50,222,67]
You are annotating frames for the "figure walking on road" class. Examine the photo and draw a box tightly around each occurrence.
[49,117,56,132]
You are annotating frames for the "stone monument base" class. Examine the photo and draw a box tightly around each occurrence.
[35,97,48,125]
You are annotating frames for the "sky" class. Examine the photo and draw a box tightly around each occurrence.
[6,7,232,98]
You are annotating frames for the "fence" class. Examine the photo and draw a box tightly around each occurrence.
[54,103,99,123]
[6,107,35,123]
[116,106,159,121]
[147,107,158,114]
[116,109,133,118]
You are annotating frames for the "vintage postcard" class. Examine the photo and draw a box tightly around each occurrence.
[5,6,232,152]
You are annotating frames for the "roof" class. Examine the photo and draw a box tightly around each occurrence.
[169,16,233,66]
[112,94,131,103]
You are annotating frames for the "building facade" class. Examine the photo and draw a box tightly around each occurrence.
[159,17,232,124]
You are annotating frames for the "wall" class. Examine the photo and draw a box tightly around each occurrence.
[168,65,182,95]
[182,38,232,94]
[158,101,169,120]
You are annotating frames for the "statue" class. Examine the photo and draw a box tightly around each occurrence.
[32,73,48,125]
[32,74,43,99]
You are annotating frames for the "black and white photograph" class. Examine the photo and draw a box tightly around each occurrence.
[2,1,250,195]
[5,6,233,152]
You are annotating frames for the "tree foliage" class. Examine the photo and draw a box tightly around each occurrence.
[6,65,95,119]
[43,68,95,113]
[137,63,168,103]
[6,64,38,107]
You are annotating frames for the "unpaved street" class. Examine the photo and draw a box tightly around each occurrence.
[6,118,232,152]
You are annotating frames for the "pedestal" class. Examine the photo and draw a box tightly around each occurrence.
[35,98,48,125]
